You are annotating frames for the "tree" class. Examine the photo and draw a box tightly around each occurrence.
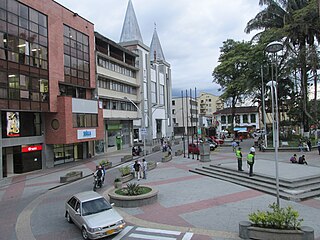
[212,39,253,131]
[245,0,320,132]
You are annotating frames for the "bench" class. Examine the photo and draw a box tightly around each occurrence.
[121,155,133,163]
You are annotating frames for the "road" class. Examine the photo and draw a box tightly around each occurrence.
[0,147,182,240]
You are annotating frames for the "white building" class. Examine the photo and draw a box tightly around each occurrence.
[214,106,260,136]
[119,0,173,146]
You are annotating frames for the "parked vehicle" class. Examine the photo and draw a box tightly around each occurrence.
[188,141,215,153]
[206,138,218,149]
[65,191,125,240]
[210,136,224,145]
[188,143,200,154]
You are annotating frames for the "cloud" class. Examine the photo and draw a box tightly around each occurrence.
[56,0,261,96]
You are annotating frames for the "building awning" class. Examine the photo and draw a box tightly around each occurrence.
[234,127,247,131]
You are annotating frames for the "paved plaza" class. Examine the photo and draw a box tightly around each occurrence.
[1,139,320,239]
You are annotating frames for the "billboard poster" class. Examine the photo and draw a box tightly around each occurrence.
[7,112,20,137]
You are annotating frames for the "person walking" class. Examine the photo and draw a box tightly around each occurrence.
[231,140,238,152]
[317,140,320,155]
[142,159,148,179]
[133,160,141,180]
[247,151,255,177]
[307,139,312,152]
[236,147,243,171]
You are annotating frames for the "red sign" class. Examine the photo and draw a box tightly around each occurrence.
[22,145,42,153]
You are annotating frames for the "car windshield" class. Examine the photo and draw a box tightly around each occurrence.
[82,197,112,216]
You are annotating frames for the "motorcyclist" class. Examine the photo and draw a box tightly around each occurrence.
[93,165,104,189]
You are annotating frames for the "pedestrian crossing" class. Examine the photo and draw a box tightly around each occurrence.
[112,226,194,240]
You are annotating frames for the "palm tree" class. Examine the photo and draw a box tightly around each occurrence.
[245,0,320,132]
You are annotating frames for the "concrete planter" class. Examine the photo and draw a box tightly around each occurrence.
[60,171,83,183]
[147,161,157,170]
[121,155,133,163]
[120,173,134,183]
[161,154,172,162]
[114,180,122,189]
[108,185,158,208]
[239,221,314,240]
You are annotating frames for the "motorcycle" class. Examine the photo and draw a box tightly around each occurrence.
[93,176,103,191]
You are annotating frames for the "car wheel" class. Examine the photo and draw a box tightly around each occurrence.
[66,211,73,223]
[82,227,89,240]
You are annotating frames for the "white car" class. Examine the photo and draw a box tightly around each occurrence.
[65,191,125,239]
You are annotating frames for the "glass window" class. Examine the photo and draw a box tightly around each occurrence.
[8,12,18,25]
[243,114,248,123]
[9,74,19,88]
[8,23,18,35]
[64,55,70,67]
[0,8,6,21]
[221,116,226,124]
[38,13,47,27]
[19,75,29,90]
[29,9,38,23]
[29,22,37,33]
[40,79,48,93]
[9,88,19,99]
[0,0,6,10]
[8,0,18,14]
[0,87,7,98]
[19,4,28,19]
[250,114,256,123]
[39,25,47,37]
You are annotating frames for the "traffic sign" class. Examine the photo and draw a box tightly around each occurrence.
[140,128,147,135]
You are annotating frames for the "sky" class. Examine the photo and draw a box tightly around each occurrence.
[56,0,262,97]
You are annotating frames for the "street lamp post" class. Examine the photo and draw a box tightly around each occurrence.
[124,96,146,156]
[265,41,283,207]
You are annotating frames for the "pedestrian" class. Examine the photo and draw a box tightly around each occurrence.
[231,140,238,152]
[236,147,243,171]
[298,155,308,165]
[247,151,255,177]
[133,160,141,180]
[317,140,320,155]
[307,139,312,152]
[290,154,297,163]
[298,139,303,152]
[250,145,256,155]
[142,159,148,179]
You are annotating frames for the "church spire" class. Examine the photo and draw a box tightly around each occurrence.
[150,23,165,62]
[119,0,143,43]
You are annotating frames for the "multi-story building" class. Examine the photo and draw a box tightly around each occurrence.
[0,0,104,179]
[172,96,198,136]
[197,92,222,128]
[119,0,172,146]
[95,32,140,152]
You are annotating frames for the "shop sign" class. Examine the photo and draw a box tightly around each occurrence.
[22,145,42,152]
[77,129,96,140]
[7,112,20,137]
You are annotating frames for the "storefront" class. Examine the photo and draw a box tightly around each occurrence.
[2,144,42,176]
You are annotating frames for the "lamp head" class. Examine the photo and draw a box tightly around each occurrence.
[265,41,283,53]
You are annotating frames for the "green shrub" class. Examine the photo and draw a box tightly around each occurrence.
[249,203,303,230]
[99,160,109,166]
[115,183,151,196]
[119,165,131,176]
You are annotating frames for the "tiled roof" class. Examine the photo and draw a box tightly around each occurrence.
[214,106,258,115]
